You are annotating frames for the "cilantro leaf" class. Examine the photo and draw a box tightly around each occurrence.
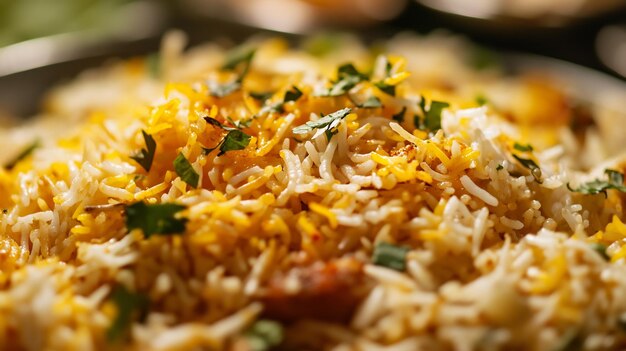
[424,101,449,131]
[416,96,449,132]
[208,80,241,98]
[496,164,504,171]
[359,96,382,108]
[392,107,406,123]
[513,142,534,152]
[204,116,237,131]
[323,63,368,97]
[250,91,274,102]
[513,155,542,183]
[475,94,488,106]
[374,81,396,96]
[146,53,160,79]
[219,130,251,156]
[125,202,187,238]
[174,153,200,188]
[5,139,40,170]
[244,320,284,351]
[292,108,352,138]
[130,131,156,172]
[590,243,610,261]
[107,285,149,343]
[221,46,256,72]
[284,86,303,103]
[567,169,626,197]
[372,242,409,271]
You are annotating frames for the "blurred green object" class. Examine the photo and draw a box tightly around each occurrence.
[0,0,134,47]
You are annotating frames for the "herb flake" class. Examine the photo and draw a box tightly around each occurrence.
[372,242,409,271]
[130,131,156,172]
[5,139,40,170]
[284,86,303,103]
[219,130,251,156]
[513,155,542,183]
[590,243,610,261]
[174,153,200,188]
[107,285,149,343]
[359,96,382,109]
[292,108,352,138]
[392,107,406,123]
[126,202,187,238]
[513,142,534,152]
[244,319,284,351]
[567,169,626,197]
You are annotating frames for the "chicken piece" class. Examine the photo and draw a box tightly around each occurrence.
[256,257,370,323]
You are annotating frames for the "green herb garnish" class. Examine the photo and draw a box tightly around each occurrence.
[146,53,160,78]
[249,91,274,102]
[284,86,303,103]
[218,130,251,156]
[208,80,241,98]
[126,202,187,238]
[513,142,534,152]
[303,33,340,57]
[372,242,409,271]
[513,155,542,183]
[358,96,382,109]
[590,243,610,261]
[392,107,406,123]
[244,320,284,351]
[292,108,352,139]
[323,63,368,97]
[416,96,449,132]
[496,164,504,171]
[221,46,256,72]
[174,153,200,188]
[5,139,40,170]
[567,169,626,197]
[130,131,156,172]
[210,46,256,98]
[107,285,149,343]
[476,94,488,106]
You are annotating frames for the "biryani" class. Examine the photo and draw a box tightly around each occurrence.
[1,31,626,351]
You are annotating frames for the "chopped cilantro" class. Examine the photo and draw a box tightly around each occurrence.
[130,131,156,172]
[513,142,534,152]
[106,285,149,343]
[567,169,626,197]
[323,63,368,97]
[513,155,542,183]
[125,202,187,238]
[204,116,237,131]
[146,53,160,78]
[174,153,200,188]
[5,139,40,170]
[590,243,609,261]
[208,80,241,98]
[249,91,274,102]
[292,108,352,139]
[475,94,488,106]
[227,116,252,129]
[374,81,396,96]
[284,86,303,103]
[372,242,409,271]
[244,320,284,351]
[392,107,406,123]
[221,46,256,72]
[416,96,449,132]
[470,46,500,71]
[358,96,382,109]
[303,33,340,57]
[496,164,504,171]
[219,129,251,156]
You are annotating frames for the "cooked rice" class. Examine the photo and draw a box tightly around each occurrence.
[1,32,626,351]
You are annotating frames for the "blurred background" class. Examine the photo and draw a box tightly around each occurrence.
[0,0,625,116]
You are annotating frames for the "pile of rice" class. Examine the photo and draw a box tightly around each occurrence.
[1,31,626,351]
